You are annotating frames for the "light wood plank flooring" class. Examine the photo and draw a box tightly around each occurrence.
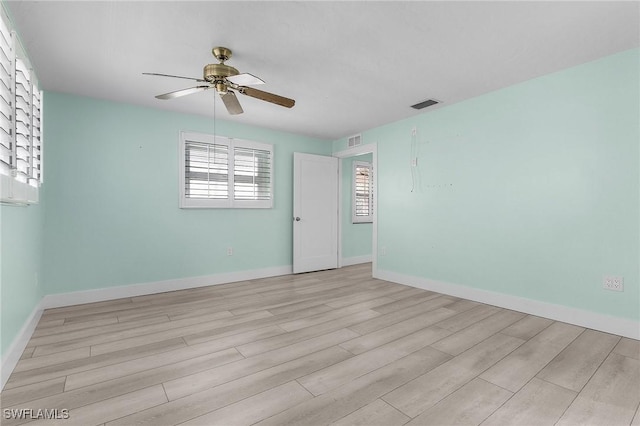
[1,263,639,425]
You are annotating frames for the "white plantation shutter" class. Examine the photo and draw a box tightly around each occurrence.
[14,58,42,187]
[184,141,229,200]
[352,161,373,223]
[179,132,273,208]
[31,79,42,183]
[14,58,31,183]
[233,145,271,201]
[0,15,11,175]
[0,8,43,204]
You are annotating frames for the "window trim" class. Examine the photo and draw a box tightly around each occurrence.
[179,131,274,209]
[352,160,373,223]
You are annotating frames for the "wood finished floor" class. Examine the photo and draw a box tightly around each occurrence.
[1,263,639,426]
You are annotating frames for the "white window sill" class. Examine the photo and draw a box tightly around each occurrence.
[0,174,39,205]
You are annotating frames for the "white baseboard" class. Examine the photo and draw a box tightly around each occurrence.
[41,265,293,309]
[1,300,44,390]
[1,265,292,390]
[377,269,640,340]
[341,255,372,267]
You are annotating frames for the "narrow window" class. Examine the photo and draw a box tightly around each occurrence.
[352,160,373,223]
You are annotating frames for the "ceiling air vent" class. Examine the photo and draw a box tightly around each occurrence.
[348,134,362,147]
[410,99,440,110]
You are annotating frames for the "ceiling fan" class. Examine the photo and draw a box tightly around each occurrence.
[144,47,295,115]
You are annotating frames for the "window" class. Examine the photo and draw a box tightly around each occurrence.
[179,131,273,208]
[0,9,43,204]
[352,160,373,223]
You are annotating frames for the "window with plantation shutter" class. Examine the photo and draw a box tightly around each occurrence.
[352,161,373,223]
[179,131,273,208]
[0,7,43,204]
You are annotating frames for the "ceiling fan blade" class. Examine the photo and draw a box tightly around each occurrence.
[226,73,265,86]
[220,90,244,115]
[143,72,205,82]
[156,86,211,100]
[239,87,295,108]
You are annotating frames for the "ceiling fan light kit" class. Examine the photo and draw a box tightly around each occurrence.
[144,46,295,115]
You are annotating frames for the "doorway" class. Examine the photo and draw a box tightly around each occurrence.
[334,144,378,278]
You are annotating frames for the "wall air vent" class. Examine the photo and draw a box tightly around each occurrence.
[348,134,362,147]
[410,99,440,110]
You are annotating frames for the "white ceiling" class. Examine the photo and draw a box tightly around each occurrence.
[5,1,639,141]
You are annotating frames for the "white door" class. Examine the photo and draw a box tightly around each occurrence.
[293,152,338,273]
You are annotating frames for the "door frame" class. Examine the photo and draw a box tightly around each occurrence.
[333,143,378,278]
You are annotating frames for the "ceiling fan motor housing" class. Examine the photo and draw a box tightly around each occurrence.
[203,63,239,83]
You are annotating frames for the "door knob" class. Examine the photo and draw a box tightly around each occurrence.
[295,217,301,221]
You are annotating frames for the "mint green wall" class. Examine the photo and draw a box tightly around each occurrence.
[3,48,638,362]
[1,201,44,355]
[42,92,330,294]
[357,48,639,321]
[0,0,44,361]
[341,154,373,259]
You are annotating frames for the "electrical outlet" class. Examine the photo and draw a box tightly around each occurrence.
[227,247,233,256]
[411,127,417,136]
[603,275,624,292]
